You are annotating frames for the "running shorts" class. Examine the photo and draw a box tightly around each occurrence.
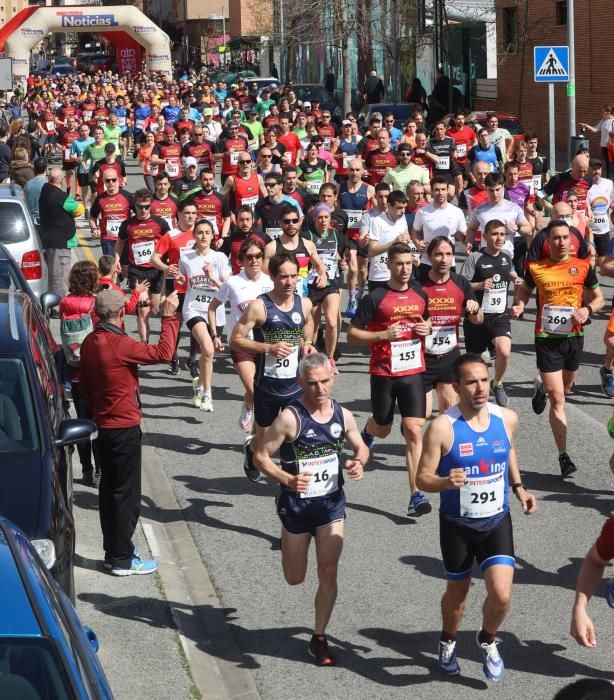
[276,487,346,536]
[370,373,426,425]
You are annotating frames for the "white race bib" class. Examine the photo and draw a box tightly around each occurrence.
[264,345,299,378]
[64,148,71,160]
[166,161,180,177]
[342,154,353,169]
[542,304,574,334]
[322,137,332,150]
[117,116,126,127]
[590,213,610,235]
[203,215,219,234]
[83,111,92,121]
[436,155,450,170]
[460,472,504,518]
[481,287,507,314]
[135,119,145,130]
[189,290,214,313]
[46,121,55,132]
[146,162,158,175]
[305,180,323,194]
[425,325,457,355]
[456,143,467,158]
[229,151,241,166]
[390,339,421,373]
[266,227,282,239]
[241,195,258,209]
[322,254,338,280]
[106,219,124,238]
[532,174,542,192]
[179,244,194,258]
[372,252,388,275]
[344,209,362,228]
[163,216,174,229]
[298,453,339,499]
[98,119,106,128]
[131,239,155,264]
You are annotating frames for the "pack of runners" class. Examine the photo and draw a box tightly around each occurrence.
[21,69,614,680]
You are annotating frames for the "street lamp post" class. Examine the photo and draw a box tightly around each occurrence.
[208,1,227,67]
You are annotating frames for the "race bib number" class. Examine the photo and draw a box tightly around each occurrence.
[46,121,55,132]
[204,215,219,234]
[241,195,258,210]
[322,137,332,151]
[131,239,154,264]
[83,111,92,121]
[248,139,258,152]
[298,453,339,499]
[305,180,323,195]
[342,154,353,169]
[189,291,213,313]
[135,119,145,130]
[322,255,338,280]
[344,210,362,228]
[456,143,467,158]
[166,161,180,177]
[146,162,158,175]
[98,119,106,128]
[481,287,507,314]
[106,219,124,238]
[390,339,422,373]
[532,174,542,192]
[425,325,457,355]
[117,117,127,128]
[542,305,574,334]
[163,216,174,229]
[264,345,299,379]
[64,148,71,161]
[590,213,609,235]
[179,244,194,258]
[436,155,450,170]
[266,227,282,239]
[229,151,241,166]
[460,472,504,519]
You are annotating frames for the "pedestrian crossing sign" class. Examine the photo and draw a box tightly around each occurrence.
[534,46,569,83]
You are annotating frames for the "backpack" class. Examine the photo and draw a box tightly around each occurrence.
[60,313,93,367]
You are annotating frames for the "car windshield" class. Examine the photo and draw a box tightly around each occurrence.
[0,637,74,699]
[293,86,331,103]
[0,202,29,244]
[0,358,39,454]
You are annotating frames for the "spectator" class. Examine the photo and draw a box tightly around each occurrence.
[405,77,427,108]
[39,167,84,297]
[8,146,34,187]
[363,70,385,105]
[23,156,47,222]
[0,125,10,181]
[324,66,336,94]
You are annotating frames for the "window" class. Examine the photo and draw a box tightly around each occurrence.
[0,358,39,453]
[556,0,567,25]
[502,7,518,53]
[0,202,29,244]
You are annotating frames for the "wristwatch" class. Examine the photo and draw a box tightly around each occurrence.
[583,304,593,317]
[511,482,526,493]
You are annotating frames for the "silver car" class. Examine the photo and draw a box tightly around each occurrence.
[0,183,48,299]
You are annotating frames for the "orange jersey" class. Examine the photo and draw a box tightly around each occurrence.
[525,256,599,337]
[608,307,614,334]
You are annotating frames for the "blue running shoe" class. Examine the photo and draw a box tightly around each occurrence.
[104,547,140,571]
[407,491,432,517]
[111,555,158,577]
[345,298,357,318]
[438,639,461,675]
[476,632,505,682]
[600,367,614,398]
[361,428,375,450]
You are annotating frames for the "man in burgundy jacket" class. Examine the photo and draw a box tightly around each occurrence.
[80,288,179,576]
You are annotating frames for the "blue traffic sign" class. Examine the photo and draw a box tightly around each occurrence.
[534,46,569,83]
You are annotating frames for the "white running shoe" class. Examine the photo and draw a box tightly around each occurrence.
[239,405,254,432]
[200,394,213,412]
[194,387,205,409]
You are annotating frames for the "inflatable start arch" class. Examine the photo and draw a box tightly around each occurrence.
[2,5,172,83]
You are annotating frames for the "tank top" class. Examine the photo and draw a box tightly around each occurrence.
[234,171,260,211]
[253,293,305,397]
[438,404,511,531]
[279,399,346,498]
[339,182,370,233]
[274,236,311,296]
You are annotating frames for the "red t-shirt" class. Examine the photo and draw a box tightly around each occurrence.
[366,149,398,185]
[445,125,476,163]
[278,132,302,163]
[150,196,179,229]
[420,274,475,354]
[118,215,169,267]
[90,190,134,241]
[596,517,614,561]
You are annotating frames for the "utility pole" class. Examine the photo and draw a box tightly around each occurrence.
[567,0,576,159]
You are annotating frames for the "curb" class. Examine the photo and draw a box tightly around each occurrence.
[141,445,261,700]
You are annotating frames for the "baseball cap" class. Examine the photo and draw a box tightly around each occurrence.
[302,101,311,109]
[184,156,198,167]
[95,288,126,318]
[341,119,352,126]
[249,107,258,114]
[203,108,213,116]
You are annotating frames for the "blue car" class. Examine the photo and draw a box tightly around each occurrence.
[0,516,114,698]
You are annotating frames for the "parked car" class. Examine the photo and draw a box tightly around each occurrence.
[0,183,48,300]
[0,243,42,307]
[0,515,113,698]
[242,77,281,93]
[55,55,77,68]
[89,57,115,73]
[358,102,420,130]
[291,84,342,120]
[49,64,77,76]
[0,287,96,600]
[443,111,526,147]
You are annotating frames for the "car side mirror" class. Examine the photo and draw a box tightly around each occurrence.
[40,291,60,317]
[83,626,100,653]
[55,418,97,447]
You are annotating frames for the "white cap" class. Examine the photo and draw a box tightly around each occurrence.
[184,156,198,167]
[303,101,311,108]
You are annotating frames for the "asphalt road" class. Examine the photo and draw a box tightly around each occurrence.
[80,160,614,698]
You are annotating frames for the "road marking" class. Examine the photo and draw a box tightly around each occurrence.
[142,522,160,559]
[76,230,96,263]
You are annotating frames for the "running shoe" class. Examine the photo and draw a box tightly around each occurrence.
[600,366,614,398]
[308,635,335,666]
[345,298,357,318]
[476,632,504,682]
[200,393,213,412]
[243,434,262,482]
[193,379,205,409]
[490,380,509,407]
[167,357,180,375]
[104,548,140,571]
[407,491,432,517]
[361,428,375,450]
[531,376,547,415]
[186,357,199,379]
[239,405,254,432]
[329,357,339,375]
[559,452,578,478]
[438,639,461,676]
[111,555,158,577]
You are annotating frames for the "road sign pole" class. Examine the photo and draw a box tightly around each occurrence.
[568,0,576,159]
[549,82,556,173]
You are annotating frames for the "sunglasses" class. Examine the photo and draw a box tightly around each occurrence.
[265,182,278,187]
[260,154,272,158]
[104,178,118,183]
[282,218,299,224]
[239,159,252,164]
[245,253,263,261]
[136,203,151,209]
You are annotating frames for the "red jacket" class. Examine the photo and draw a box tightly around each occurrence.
[59,293,98,383]
[80,316,179,428]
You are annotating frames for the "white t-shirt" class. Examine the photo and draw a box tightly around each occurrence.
[470,200,526,255]
[203,120,222,140]
[368,212,409,281]
[412,202,466,266]
[593,118,614,147]
[179,250,230,324]
[213,270,273,339]
[489,128,512,161]
[588,177,614,236]
[358,207,385,237]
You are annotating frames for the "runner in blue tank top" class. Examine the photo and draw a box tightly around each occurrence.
[231,252,315,482]
[417,353,536,682]
[254,353,368,667]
